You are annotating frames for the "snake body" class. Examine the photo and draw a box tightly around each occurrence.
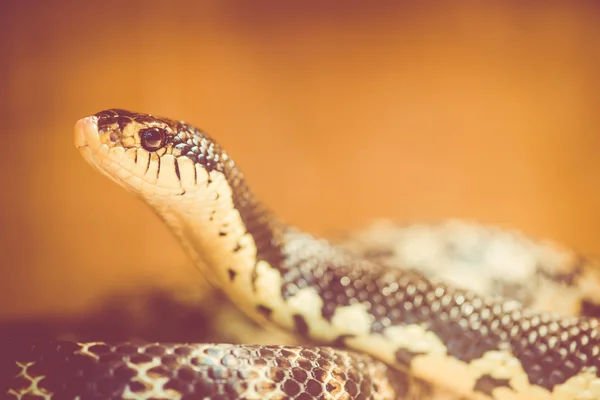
[4,109,600,399]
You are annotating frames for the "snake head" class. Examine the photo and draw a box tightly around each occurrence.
[75,109,231,196]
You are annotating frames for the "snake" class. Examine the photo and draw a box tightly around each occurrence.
[3,109,600,399]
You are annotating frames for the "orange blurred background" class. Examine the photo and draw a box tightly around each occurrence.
[1,1,599,318]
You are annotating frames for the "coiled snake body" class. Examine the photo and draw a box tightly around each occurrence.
[3,109,600,399]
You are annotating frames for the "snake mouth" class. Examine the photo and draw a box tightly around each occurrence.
[74,116,106,175]
[74,115,129,189]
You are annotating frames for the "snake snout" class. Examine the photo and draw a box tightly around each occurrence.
[74,116,100,150]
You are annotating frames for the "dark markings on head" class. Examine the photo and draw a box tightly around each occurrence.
[95,109,223,176]
[192,160,197,184]
[173,158,181,181]
[144,152,151,175]
[227,269,237,281]
[96,109,138,132]
[96,108,160,125]
[293,314,309,337]
[256,305,272,319]
[473,375,511,396]
[155,154,161,180]
[219,232,227,237]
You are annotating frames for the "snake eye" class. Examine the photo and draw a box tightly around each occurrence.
[139,127,167,152]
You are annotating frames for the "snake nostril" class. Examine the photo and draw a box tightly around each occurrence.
[109,131,120,143]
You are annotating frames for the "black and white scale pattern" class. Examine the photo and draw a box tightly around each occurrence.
[253,229,600,395]
[1,342,411,399]
[9,109,598,399]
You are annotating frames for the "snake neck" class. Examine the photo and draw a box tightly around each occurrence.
[143,157,290,319]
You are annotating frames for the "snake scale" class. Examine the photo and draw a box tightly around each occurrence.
[3,109,600,399]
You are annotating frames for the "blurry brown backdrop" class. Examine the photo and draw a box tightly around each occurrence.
[1,1,599,318]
